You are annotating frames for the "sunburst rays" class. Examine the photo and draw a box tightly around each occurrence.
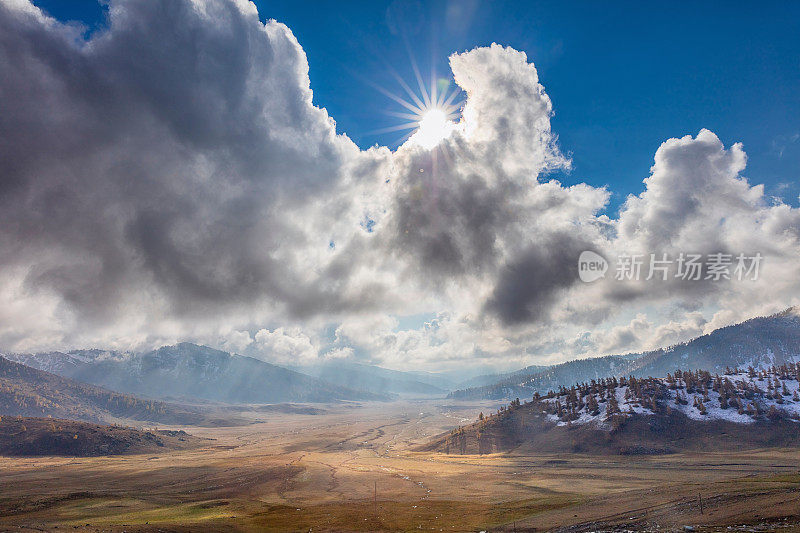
[367,57,464,148]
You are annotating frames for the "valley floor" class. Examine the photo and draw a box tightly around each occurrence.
[1,400,800,532]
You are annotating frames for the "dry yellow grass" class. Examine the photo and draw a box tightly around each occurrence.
[1,401,799,532]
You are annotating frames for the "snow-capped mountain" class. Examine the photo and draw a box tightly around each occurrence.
[3,349,130,376]
[3,343,387,403]
[449,307,800,400]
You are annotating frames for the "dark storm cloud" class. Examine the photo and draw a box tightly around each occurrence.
[391,160,509,277]
[485,233,590,324]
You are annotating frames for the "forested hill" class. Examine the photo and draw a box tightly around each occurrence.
[428,362,800,455]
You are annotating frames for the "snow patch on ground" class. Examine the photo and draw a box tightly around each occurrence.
[539,370,800,428]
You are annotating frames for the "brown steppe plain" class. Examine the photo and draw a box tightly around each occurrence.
[1,400,800,532]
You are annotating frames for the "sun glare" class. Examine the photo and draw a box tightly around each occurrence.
[411,108,454,149]
[368,66,463,149]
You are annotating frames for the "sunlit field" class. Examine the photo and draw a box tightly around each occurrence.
[1,401,800,532]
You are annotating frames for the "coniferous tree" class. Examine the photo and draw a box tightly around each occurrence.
[586,394,600,416]
[606,393,620,419]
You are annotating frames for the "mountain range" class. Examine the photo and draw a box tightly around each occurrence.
[452,364,551,390]
[5,307,800,407]
[3,343,388,404]
[449,307,800,400]
[0,356,217,425]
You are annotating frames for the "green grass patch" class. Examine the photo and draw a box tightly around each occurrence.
[248,496,581,532]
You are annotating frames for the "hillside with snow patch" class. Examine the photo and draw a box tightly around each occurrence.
[427,362,800,455]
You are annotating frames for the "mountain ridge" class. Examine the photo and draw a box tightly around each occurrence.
[0,356,225,425]
[4,343,388,404]
[291,360,448,396]
[449,307,800,400]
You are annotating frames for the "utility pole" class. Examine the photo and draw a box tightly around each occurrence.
[699,493,704,515]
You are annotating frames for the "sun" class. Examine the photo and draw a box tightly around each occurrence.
[367,66,463,149]
[411,108,455,149]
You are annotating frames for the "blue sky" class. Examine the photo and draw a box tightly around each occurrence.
[38,0,800,213]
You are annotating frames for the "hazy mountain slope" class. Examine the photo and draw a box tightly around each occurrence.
[295,361,447,396]
[0,357,212,425]
[631,308,800,377]
[399,369,460,390]
[6,343,386,403]
[449,355,637,400]
[454,364,551,390]
[448,307,800,400]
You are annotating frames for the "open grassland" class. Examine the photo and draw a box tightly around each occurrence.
[1,401,800,532]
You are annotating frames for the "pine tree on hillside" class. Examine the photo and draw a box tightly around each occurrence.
[696,397,707,415]
[586,394,600,416]
[606,393,620,420]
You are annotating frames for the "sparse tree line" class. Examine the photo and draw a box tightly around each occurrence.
[532,365,800,425]
[444,397,527,454]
